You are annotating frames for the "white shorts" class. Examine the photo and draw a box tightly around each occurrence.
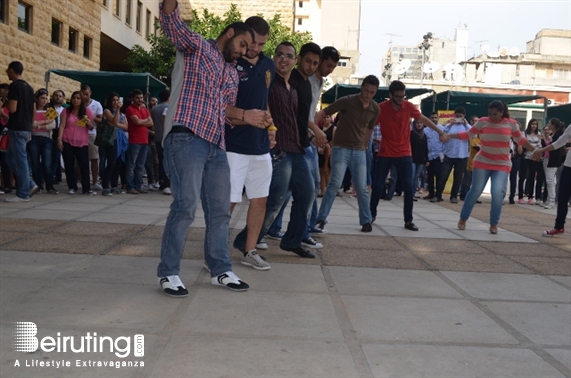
[227,152,272,203]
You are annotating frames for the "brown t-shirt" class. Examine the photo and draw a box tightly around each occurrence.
[324,94,379,150]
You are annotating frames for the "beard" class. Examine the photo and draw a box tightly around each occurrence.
[222,38,237,62]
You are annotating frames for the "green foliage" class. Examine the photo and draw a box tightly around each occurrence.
[126,4,312,86]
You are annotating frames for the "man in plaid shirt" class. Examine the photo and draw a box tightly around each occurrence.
[157,0,271,296]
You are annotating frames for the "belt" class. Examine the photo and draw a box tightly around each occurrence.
[170,126,194,134]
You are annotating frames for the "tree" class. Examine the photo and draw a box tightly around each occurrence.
[126,4,312,86]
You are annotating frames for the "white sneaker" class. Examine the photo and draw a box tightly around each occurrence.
[68,189,76,195]
[4,196,29,203]
[147,184,156,191]
[211,271,249,291]
[256,238,268,250]
[543,203,554,209]
[92,183,103,191]
[158,275,189,297]
[241,250,271,270]
[153,182,161,189]
[163,187,171,195]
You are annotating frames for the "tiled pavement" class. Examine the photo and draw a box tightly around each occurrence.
[0,189,569,377]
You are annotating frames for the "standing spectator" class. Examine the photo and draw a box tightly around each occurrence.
[157,0,260,296]
[518,119,542,204]
[150,89,170,194]
[449,101,536,234]
[4,61,38,202]
[410,119,428,200]
[28,88,57,194]
[508,137,524,204]
[49,90,67,185]
[0,83,12,194]
[125,89,153,194]
[532,123,571,236]
[57,91,95,195]
[80,84,103,191]
[423,112,443,200]
[370,80,444,231]
[433,107,470,204]
[100,92,128,196]
[315,75,380,232]
[541,118,564,209]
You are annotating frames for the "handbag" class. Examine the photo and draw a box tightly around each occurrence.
[0,133,8,152]
[94,118,117,148]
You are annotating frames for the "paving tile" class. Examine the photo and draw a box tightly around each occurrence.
[415,252,534,273]
[476,241,568,257]
[380,226,463,239]
[362,344,565,378]
[342,296,518,344]
[323,235,405,250]
[177,289,343,339]
[0,231,28,245]
[100,204,170,216]
[483,301,571,345]
[2,209,84,221]
[550,275,571,287]
[151,336,359,378]
[77,212,165,225]
[1,234,123,254]
[545,349,571,371]
[0,250,94,278]
[34,202,111,212]
[46,222,144,237]
[328,266,462,297]
[230,263,329,293]
[508,256,571,276]
[399,238,489,254]
[322,249,428,270]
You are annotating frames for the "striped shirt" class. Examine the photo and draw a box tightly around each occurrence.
[269,74,302,153]
[459,117,525,173]
[160,5,238,149]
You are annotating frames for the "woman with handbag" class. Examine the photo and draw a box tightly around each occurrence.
[98,92,127,196]
[28,88,57,194]
[57,91,94,195]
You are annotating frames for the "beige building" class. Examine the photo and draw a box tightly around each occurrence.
[0,0,160,98]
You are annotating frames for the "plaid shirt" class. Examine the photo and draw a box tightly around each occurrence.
[160,5,237,149]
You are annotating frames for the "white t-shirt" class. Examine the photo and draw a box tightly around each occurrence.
[86,99,103,136]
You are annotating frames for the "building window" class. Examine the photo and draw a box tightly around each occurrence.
[102,0,108,7]
[441,42,445,48]
[145,9,151,37]
[51,19,62,46]
[154,17,159,35]
[113,0,120,17]
[83,36,92,59]
[299,1,303,7]
[18,2,32,33]
[337,59,348,67]
[125,0,132,25]
[297,18,302,26]
[69,28,78,53]
[136,1,142,32]
[0,0,7,24]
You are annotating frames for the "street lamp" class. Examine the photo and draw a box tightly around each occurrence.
[419,32,432,87]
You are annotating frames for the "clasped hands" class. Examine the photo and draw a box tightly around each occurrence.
[439,133,450,143]
[245,110,273,129]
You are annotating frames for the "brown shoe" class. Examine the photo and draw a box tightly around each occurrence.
[361,223,372,232]
[489,225,498,234]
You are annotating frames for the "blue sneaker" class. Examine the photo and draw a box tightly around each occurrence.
[265,231,284,240]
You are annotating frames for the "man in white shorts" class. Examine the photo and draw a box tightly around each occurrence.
[227,16,275,271]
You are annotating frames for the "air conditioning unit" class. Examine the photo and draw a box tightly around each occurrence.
[546,99,556,106]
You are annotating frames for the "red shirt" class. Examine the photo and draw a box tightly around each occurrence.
[377,100,421,157]
[126,104,150,144]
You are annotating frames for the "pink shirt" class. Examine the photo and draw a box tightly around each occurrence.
[62,108,93,147]
[459,117,525,173]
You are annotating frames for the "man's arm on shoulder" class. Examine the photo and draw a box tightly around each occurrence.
[314,96,349,125]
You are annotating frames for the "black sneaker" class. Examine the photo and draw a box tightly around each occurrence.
[302,236,323,249]
[430,197,443,203]
[158,275,189,297]
[280,245,316,258]
[404,222,419,231]
[211,271,249,291]
[361,223,372,232]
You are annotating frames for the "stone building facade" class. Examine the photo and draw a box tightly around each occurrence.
[0,0,101,96]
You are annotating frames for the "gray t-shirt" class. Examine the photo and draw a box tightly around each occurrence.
[151,102,168,142]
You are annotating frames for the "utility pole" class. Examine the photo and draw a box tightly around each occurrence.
[384,33,401,85]
[419,32,433,88]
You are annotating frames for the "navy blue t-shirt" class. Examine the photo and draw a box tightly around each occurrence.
[225,53,275,155]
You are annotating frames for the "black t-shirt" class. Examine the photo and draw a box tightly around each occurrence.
[7,79,35,132]
[289,69,312,148]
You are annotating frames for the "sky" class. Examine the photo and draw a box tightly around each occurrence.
[358,0,571,78]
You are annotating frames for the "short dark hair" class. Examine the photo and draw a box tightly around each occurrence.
[132,89,144,97]
[53,89,65,98]
[299,42,321,58]
[0,83,9,90]
[8,61,24,75]
[388,80,406,94]
[80,83,91,92]
[219,22,254,42]
[244,16,270,36]
[158,89,170,103]
[275,41,296,55]
[321,46,340,63]
[430,111,438,117]
[454,106,466,115]
[362,75,380,88]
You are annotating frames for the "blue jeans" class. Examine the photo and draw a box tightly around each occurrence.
[27,136,54,191]
[318,147,371,226]
[6,130,35,199]
[158,132,232,278]
[370,156,414,223]
[126,143,148,191]
[145,143,155,184]
[411,162,425,196]
[51,139,62,182]
[304,145,319,235]
[267,191,291,236]
[460,168,509,226]
[366,139,373,187]
[554,166,570,230]
[236,150,313,250]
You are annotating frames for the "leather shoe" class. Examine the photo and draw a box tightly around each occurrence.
[383,196,392,201]
[280,245,316,258]
[404,222,419,231]
[361,223,372,232]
